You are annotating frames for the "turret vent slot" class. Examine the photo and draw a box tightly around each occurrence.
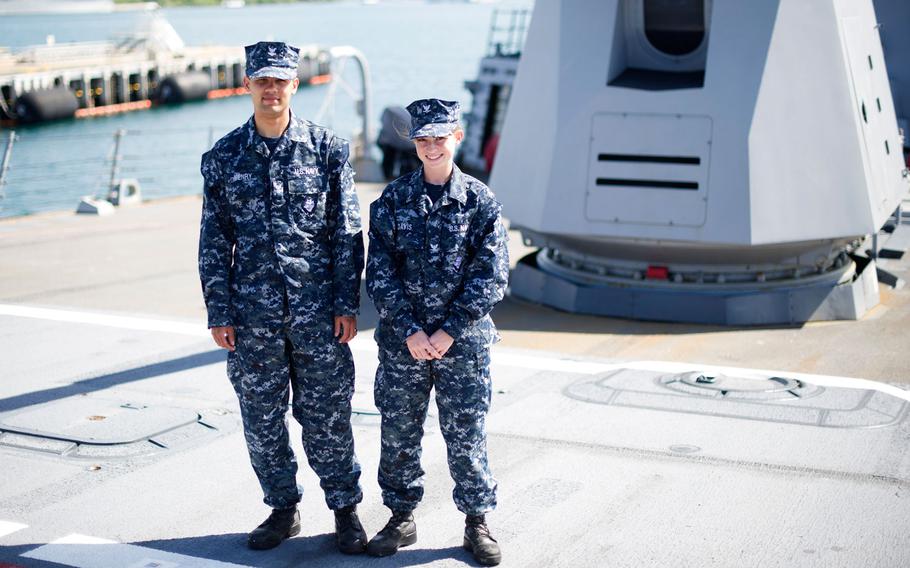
[596,154,701,190]
[595,178,699,190]
[598,153,700,165]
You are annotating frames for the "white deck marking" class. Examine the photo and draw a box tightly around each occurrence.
[605,360,910,403]
[0,304,208,338]
[22,533,253,568]
[349,333,378,353]
[492,351,614,375]
[0,520,28,538]
[2,303,906,402]
[492,353,910,402]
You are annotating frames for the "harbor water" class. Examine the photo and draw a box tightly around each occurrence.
[0,0,531,218]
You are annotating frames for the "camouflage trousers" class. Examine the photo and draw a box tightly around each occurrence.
[227,326,363,511]
[374,343,497,516]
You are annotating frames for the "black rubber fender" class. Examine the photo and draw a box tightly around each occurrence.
[156,71,212,104]
[13,87,79,123]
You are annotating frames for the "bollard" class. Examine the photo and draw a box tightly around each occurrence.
[108,178,142,207]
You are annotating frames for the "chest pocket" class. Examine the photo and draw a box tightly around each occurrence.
[226,171,267,221]
[287,172,327,233]
[427,211,473,270]
[393,211,425,265]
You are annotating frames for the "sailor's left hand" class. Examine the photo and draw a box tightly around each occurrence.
[429,329,454,358]
[335,315,357,343]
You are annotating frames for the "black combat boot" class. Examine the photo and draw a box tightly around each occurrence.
[366,510,417,557]
[464,514,501,566]
[334,505,368,554]
[247,506,301,550]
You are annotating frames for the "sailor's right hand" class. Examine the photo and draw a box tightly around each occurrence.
[406,330,442,361]
[211,325,236,351]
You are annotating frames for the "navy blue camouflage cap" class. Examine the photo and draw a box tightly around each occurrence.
[406,98,461,139]
[245,41,299,80]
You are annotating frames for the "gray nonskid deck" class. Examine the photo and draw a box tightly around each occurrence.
[1,310,907,567]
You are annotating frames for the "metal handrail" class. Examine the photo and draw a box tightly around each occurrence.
[486,9,531,58]
[315,45,373,162]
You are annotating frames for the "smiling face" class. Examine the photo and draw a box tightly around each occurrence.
[243,75,299,119]
[413,128,464,180]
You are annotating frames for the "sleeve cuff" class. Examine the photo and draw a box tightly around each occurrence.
[392,308,422,342]
[206,307,232,328]
[334,302,360,317]
[441,308,473,340]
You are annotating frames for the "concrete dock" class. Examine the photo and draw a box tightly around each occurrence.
[1,189,909,567]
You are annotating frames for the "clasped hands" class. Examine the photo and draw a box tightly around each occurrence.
[211,317,449,361]
[406,329,454,360]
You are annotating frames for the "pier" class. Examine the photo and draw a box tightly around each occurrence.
[0,15,331,124]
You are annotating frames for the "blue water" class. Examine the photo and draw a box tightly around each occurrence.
[0,0,532,217]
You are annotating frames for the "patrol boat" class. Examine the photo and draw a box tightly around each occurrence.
[1,1,909,567]
[459,8,528,176]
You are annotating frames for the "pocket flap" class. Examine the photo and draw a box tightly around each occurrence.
[287,175,324,194]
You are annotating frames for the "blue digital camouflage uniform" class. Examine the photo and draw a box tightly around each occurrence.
[198,43,364,511]
[366,156,509,516]
[406,98,461,139]
[244,41,299,81]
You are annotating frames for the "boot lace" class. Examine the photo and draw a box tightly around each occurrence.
[261,507,295,529]
[380,511,412,536]
[466,517,491,538]
[335,506,360,530]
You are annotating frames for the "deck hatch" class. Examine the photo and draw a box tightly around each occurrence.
[564,368,908,429]
[0,396,224,459]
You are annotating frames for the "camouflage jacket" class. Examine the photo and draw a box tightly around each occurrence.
[366,164,509,348]
[198,113,364,332]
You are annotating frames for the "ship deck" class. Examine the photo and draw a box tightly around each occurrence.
[0,188,908,567]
